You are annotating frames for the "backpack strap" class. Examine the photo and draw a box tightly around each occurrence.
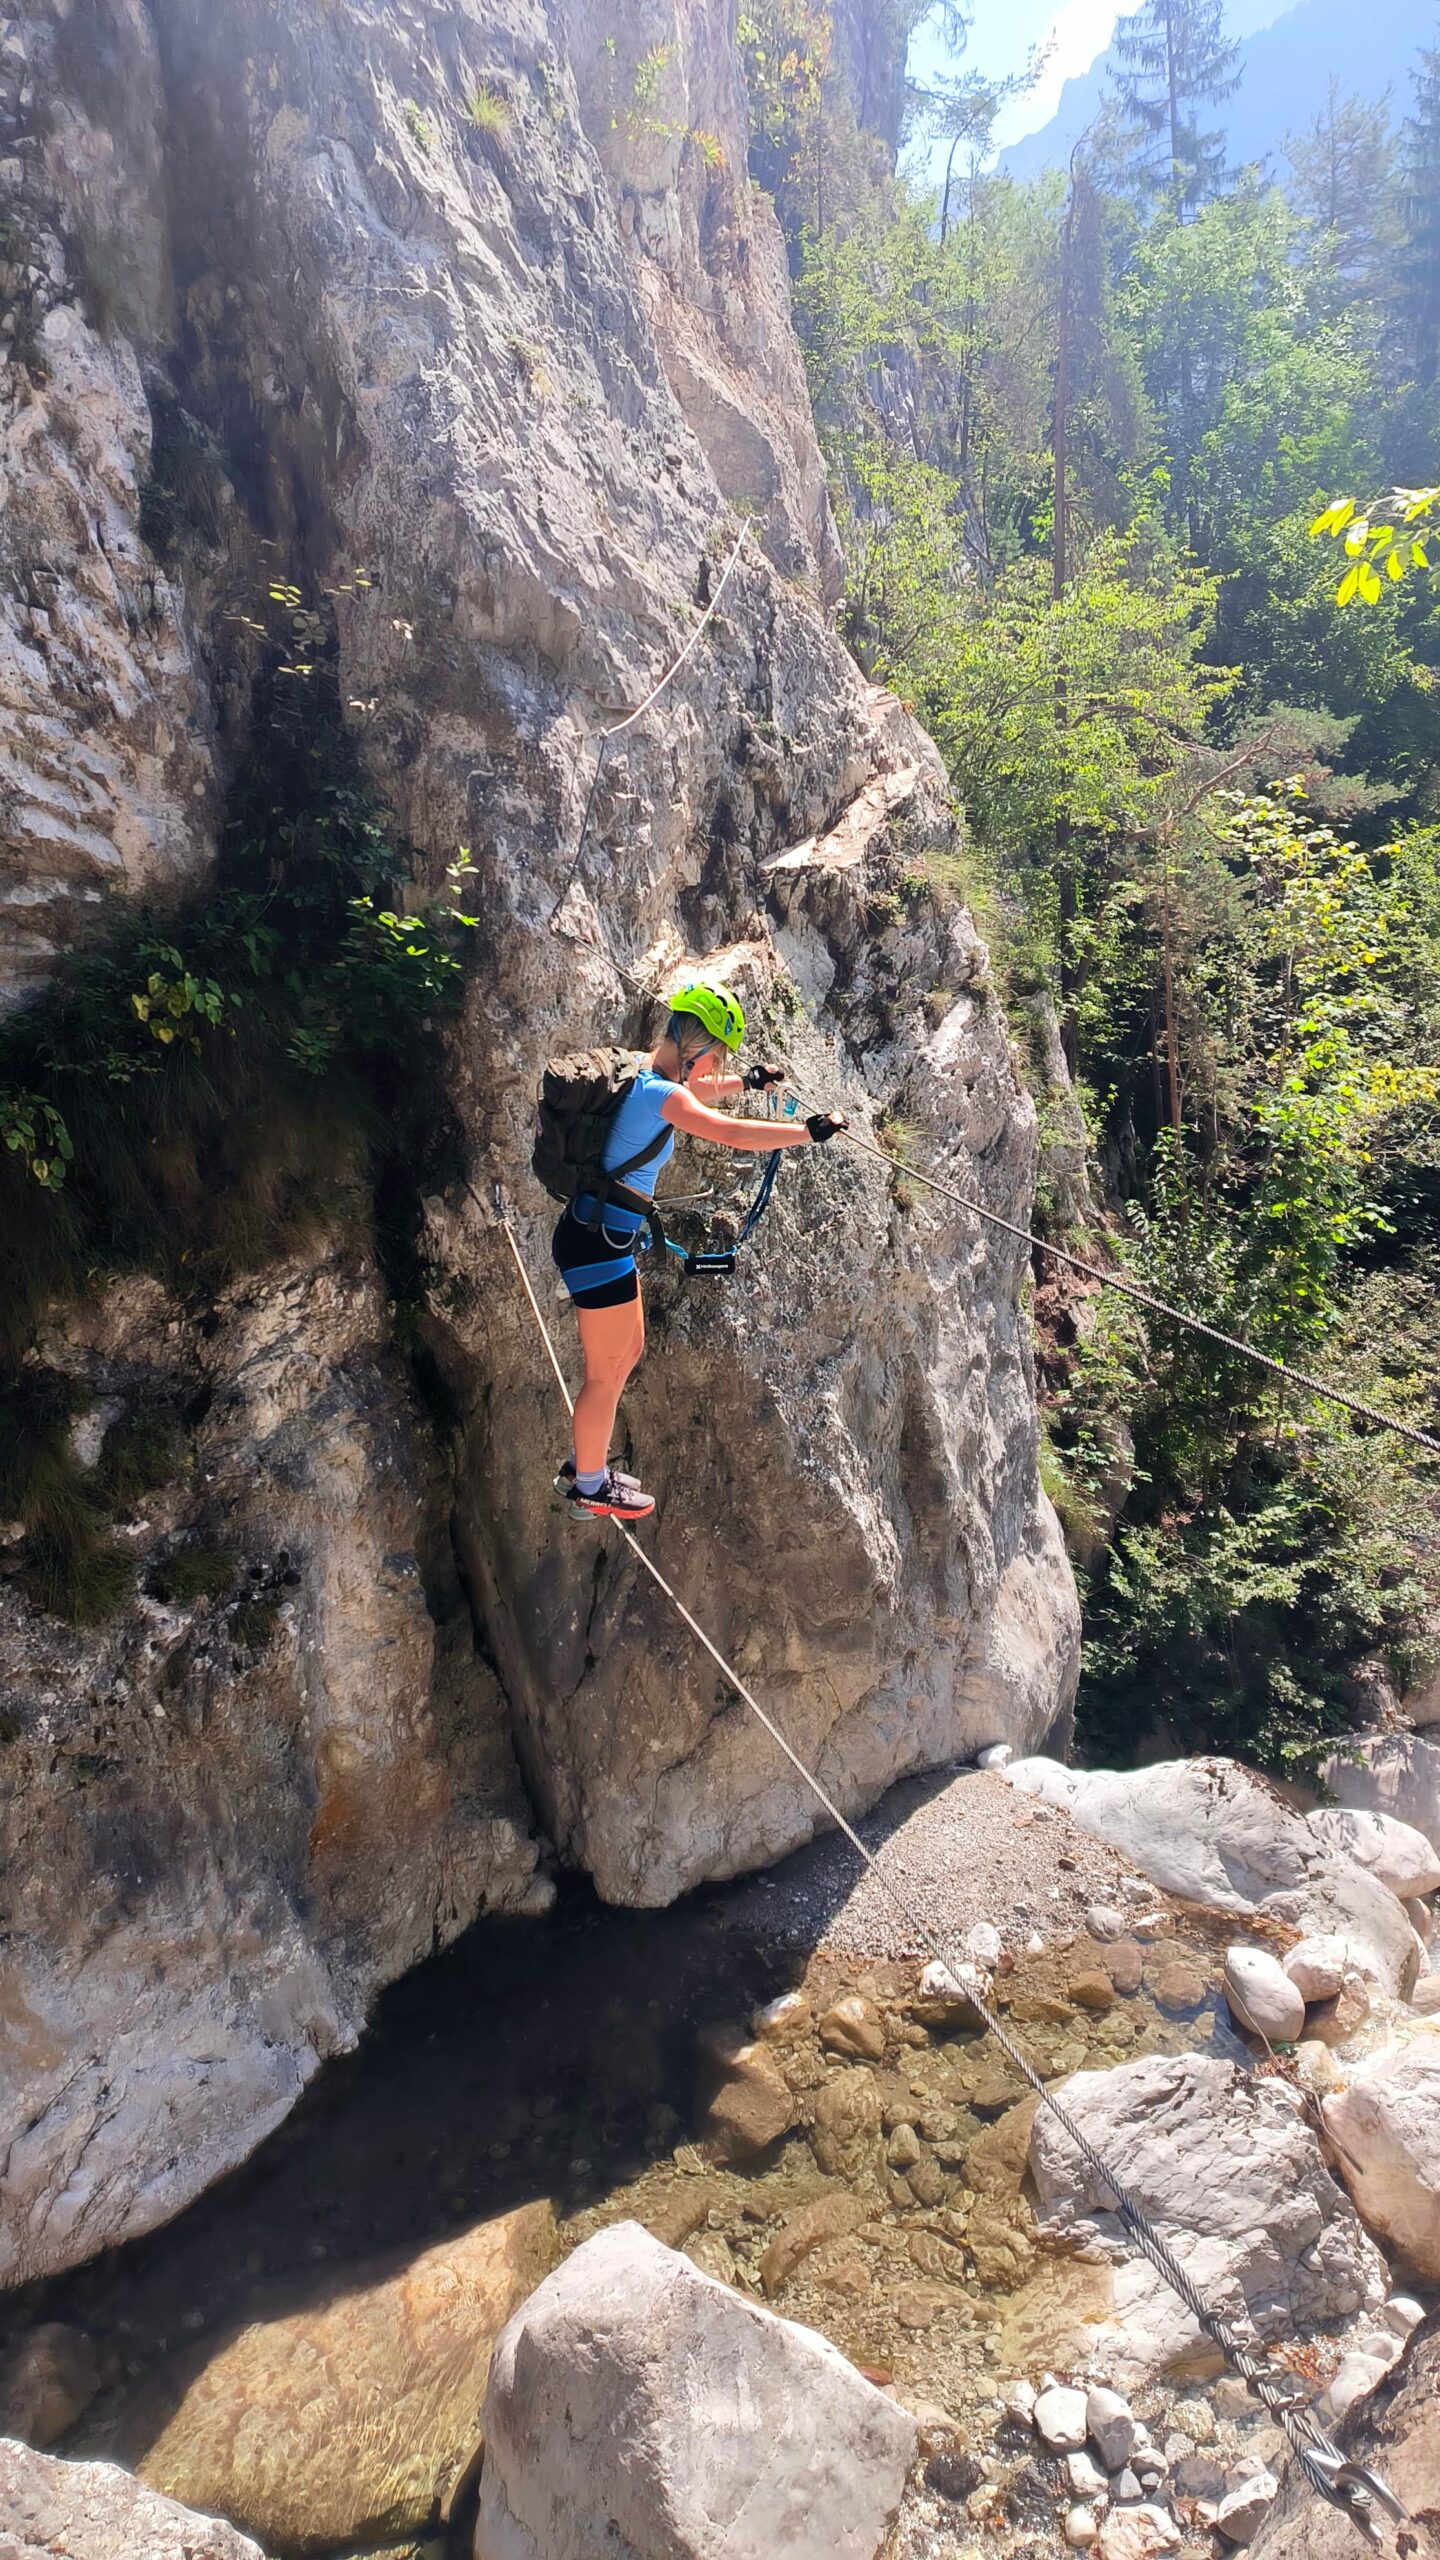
[573,1123,672,1261]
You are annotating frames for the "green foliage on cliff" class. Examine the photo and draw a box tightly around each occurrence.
[745,6,1440,1767]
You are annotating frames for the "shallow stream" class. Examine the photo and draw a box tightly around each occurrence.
[2,1848,1269,2557]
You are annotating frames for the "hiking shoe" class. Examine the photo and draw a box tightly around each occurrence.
[564,1469,656,1521]
[554,1457,641,1494]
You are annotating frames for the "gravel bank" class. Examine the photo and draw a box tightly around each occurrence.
[722,1766,1150,1960]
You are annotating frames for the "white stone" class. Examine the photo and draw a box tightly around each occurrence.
[1086,2387,1138,2469]
[1005,2379,1038,2423]
[1321,2026,1440,2276]
[0,2441,263,2559]
[1086,1904,1126,1943]
[1412,1973,1440,2015]
[1215,2470,1278,2543]
[1323,2352,1391,2423]
[1224,1946,1306,2043]
[1067,2504,1101,2546]
[1282,1936,1347,2003]
[1307,1806,1440,1899]
[1356,2329,1403,2366]
[1097,2502,1181,2560]
[966,1922,1004,1967]
[1030,2053,1384,2383]
[977,1743,1014,1772]
[474,2224,916,2560]
[1025,1932,1046,1958]
[1067,2450,1107,2496]
[1380,2294,1425,2338]
[1034,2385,1091,2451]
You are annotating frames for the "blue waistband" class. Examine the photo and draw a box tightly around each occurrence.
[573,1192,645,1238]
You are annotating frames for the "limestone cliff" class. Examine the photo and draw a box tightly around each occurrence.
[0,0,1079,2285]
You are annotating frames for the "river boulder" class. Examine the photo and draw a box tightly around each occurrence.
[0,2441,263,2560]
[1029,2053,1385,2382]
[1004,1757,1420,1991]
[473,2221,917,2560]
[1321,2027,1440,2279]
[1306,1806,1440,1900]
[136,2202,556,2551]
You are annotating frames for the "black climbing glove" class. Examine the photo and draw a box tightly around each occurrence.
[744,1061,786,1091]
[806,1111,848,1145]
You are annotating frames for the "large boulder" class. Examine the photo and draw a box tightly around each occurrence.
[1029,2053,1385,2383]
[1321,1735,1440,1859]
[1321,2026,1440,2279]
[1004,1758,1420,1992]
[1306,1806,1440,1900]
[0,2441,263,2560]
[1247,2314,1439,2560]
[136,2203,556,2551]
[473,2221,917,2560]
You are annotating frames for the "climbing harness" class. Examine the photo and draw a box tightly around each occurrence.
[491,1182,1406,2548]
[547,520,752,946]
[662,1092,790,1278]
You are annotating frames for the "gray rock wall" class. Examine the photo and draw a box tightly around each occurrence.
[0,0,1078,2282]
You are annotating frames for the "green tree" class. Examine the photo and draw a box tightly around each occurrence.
[1398,36,1440,384]
[1282,80,1399,302]
[1112,0,1241,216]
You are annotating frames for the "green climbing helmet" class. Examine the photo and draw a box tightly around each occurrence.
[670,978,746,1053]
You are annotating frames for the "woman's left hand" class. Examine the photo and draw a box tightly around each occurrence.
[743,1061,787,1092]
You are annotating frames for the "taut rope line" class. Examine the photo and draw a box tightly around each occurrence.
[809,1116,1440,1460]
[493,1190,1406,2548]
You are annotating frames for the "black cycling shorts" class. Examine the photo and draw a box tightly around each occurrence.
[551,1204,641,1310]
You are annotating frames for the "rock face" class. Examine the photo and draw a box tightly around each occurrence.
[1247,2315,1440,2560]
[473,2221,917,2560]
[1322,1734,1440,1859]
[1029,2053,1385,2382]
[1321,2028,1440,2279]
[1004,1758,1420,1992]
[0,2441,263,2560]
[1,0,1078,2274]
[131,2203,556,2551]
[1,1258,545,2288]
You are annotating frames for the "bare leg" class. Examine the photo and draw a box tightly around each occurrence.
[572,1291,645,1476]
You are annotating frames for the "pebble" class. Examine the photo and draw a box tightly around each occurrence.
[1381,2294,1425,2339]
[1293,2039,1338,2092]
[1224,1944,1306,2043]
[1068,1969,1116,2012]
[1410,1972,1440,2014]
[1085,1903,1126,1942]
[1005,2379,1038,2424]
[1305,1973,1371,2046]
[1282,1935,1347,2003]
[1131,1912,1170,1939]
[1106,1941,1144,1994]
[1170,2395,1216,2445]
[887,2122,923,2169]
[1112,2470,1143,2503]
[1066,2450,1108,2496]
[818,1995,886,2061]
[1118,1875,1152,1902]
[1325,2351,1392,2420]
[966,1921,1003,1967]
[1214,2470,1279,2543]
[1086,2384,1138,2470]
[1066,2505,1101,2547]
[753,1991,809,2042]
[1213,2379,1254,2419]
[1174,2453,1227,2500]
[1035,2383,1090,2451]
[1097,2502,1181,2559]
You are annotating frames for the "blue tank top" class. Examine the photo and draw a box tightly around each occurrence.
[577,1067,678,1236]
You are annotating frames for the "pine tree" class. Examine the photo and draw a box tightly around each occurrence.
[1283,78,1398,298]
[1398,37,1440,386]
[1112,0,1241,216]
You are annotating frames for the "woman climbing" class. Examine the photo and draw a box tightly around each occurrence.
[550,980,846,1520]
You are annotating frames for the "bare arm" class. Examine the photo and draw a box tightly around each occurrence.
[662,1088,811,1150]
[687,1067,745,1103]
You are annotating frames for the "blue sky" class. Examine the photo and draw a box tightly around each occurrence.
[909,0,1294,160]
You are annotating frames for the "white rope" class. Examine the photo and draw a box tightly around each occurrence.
[493,1195,1400,2545]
